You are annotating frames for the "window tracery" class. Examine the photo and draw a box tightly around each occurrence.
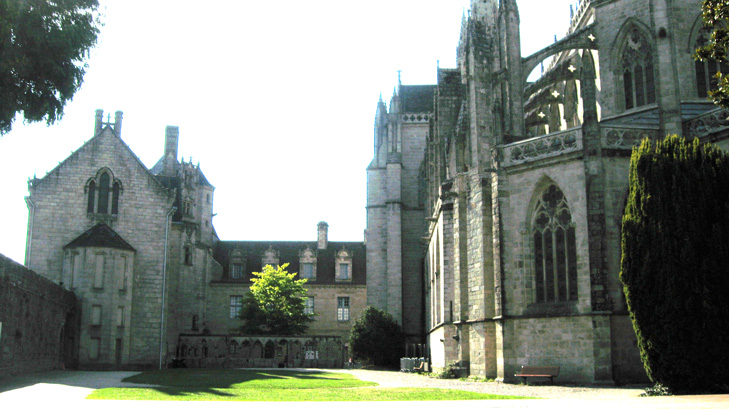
[532,185,578,303]
[86,170,121,215]
[621,27,655,110]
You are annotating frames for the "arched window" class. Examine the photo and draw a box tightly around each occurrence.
[97,172,110,213]
[87,181,96,213]
[111,182,121,214]
[86,170,121,215]
[532,185,578,303]
[695,26,729,98]
[622,27,655,110]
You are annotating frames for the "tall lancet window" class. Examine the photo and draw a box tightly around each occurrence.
[532,185,578,303]
[97,172,110,213]
[622,27,655,110]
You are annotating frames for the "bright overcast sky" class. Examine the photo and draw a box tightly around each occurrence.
[0,0,579,264]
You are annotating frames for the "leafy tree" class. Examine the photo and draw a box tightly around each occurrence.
[621,135,729,394]
[0,0,102,134]
[349,306,404,368]
[238,263,313,336]
[696,0,729,108]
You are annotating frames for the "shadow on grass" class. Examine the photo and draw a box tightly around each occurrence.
[122,369,369,389]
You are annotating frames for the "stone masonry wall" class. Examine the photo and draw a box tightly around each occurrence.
[503,316,596,383]
[205,283,366,341]
[0,254,78,379]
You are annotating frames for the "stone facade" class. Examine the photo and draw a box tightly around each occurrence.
[0,254,78,378]
[22,112,366,369]
[177,335,347,369]
[367,0,725,384]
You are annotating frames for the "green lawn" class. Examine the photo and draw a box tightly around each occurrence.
[87,369,531,401]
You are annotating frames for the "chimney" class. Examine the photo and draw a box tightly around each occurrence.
[317,221,328,250]
[94,109,103,135]
[164,126,179,175]
[114,111,123,136]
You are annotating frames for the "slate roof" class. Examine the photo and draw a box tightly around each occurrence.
[64,223,135,252]
[213,240,366,286]
[400,85,436,113]
[600,103,718,128]
[149,158,213,188]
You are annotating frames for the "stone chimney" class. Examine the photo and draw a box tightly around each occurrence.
[164,126,179,175]
[114,111,123,136]
[94,109,123,137]
[94,109,103,135]
[317,221,328,250]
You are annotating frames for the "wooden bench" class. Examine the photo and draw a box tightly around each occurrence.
[515,365,560,384]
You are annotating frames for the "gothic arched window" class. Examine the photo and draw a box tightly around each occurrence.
[86,170,121,215]
[695,26,729,98]
[622,27,656,110]
[87,181,96,213]
[532,185,578,303]
[111,182,121,214]
[97,172,110,213]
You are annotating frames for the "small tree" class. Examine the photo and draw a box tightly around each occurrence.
[696,0,729,108]
[621,135,729,393]
[238,263,313,336]
[0,0,102,134]
[349,306,404,368]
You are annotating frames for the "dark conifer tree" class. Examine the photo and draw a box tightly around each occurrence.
[621,135,729,393]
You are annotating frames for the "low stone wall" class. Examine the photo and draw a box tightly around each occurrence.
[176,334,346,369]
[0,254,79,379]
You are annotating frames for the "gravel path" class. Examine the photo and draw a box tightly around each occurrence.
[337,369,647,399]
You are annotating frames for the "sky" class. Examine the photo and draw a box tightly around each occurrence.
[0,0,581,265]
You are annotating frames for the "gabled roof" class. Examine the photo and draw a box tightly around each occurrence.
[64,223,135,252]
[29,125,169,196]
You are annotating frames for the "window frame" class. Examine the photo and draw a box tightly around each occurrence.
[304,296,315,315]
[337,296,350,321]
[230,295,243,319]
[335,249,353,282]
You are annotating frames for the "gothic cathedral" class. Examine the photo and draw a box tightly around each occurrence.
[366,0,728,383]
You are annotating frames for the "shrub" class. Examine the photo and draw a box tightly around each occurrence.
[349,306,404,368]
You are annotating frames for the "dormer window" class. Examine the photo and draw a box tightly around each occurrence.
[335,248,353,282]
[86,170,122,215]
[262,246,279,269]
[229,250,245,279]
[231,263,244,279]
[299,247,317,281]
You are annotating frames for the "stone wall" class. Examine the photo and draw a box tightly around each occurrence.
[0,254,79,379]
[177,335,346,369]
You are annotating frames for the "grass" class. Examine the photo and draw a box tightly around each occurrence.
[87,369,532,401]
